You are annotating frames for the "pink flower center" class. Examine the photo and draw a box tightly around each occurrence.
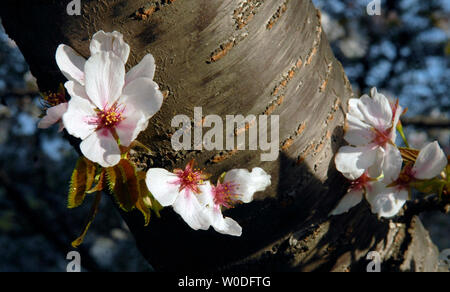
[371,100,401,147]
[395,164,415,187]
[212,181,239,209]
[372,127,392,147]
[349,172,371,192]
[173,160,207,195]
[88,103,125,130]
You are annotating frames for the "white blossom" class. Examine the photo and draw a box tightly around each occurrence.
[198,167,271,236]
[335,88,403,182]
[56,31,163,167]
[145,161,211,231]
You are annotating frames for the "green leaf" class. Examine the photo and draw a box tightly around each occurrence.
[86,169,106,194]
[72,192,102,248]
[136,170,167,225]
[410,178,446,196]
[68,157,96,209]
[106,159,139,212]
[135,172,150,226]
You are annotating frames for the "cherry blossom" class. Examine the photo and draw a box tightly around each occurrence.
[38,86,68,132]
[367,142,447,218]
[330,172,407,218]
[197,167,271,236]
[335,88,403,181]
[365,181,408,218]
[332,141,447,218]
[329,171,372,216]
[38,102,68,132]
[145,160,212,230]
[56,31,163,167]
[367,141,447,217]
[408,141,447,180]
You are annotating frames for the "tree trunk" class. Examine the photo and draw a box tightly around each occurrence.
[1,0,441,272]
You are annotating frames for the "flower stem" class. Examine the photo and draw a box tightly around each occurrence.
[396,121,409,148]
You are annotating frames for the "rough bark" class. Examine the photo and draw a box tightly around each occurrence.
[0,0,443,272]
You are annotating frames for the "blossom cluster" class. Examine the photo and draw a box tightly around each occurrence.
[331,88,448,218]
[38,31,272,243]
[146,161,271,236]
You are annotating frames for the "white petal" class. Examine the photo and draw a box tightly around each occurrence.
[65,80,90,100]
[55,45,86,85]
[209,208,242,236]
[80,129,121,167]
[344,114,375,146]
[62,94,97,140]
[335,145,378,180]
[57,121,65,133]
[329,189,363,216]
[358,89,392,130]
[121,77,163,121]
[196,181,215,207]
[348,98,365,121]
[172,191,211,231]
[115,105,142,147]
[381,143,403,183]
[125,54,156,85]
[389,103,403,143]
[84,52,125,109]
[415,142,447,178]
[90,31,130,64]
[412,141,447,180]
[392,102,403,130]
[196,182,243,236]
[366,182,407,218]
[145,168,180,207]
[368,147,385,178]
[38,103,68,129]
[224,167,271,203]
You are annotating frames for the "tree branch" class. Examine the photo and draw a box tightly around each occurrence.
[401,194,450,223]
[401,116,450,129]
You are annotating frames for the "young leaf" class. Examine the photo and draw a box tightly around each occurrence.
[106,159,139,212]
[149,193,163,218]
[86,169,106,194]
[68,157,96,209]
[410,178,446,196]
[134,171,150,225]
[72,192,102,248]
[137,171,163,219]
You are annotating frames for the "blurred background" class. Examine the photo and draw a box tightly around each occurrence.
[0,0,448,271]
